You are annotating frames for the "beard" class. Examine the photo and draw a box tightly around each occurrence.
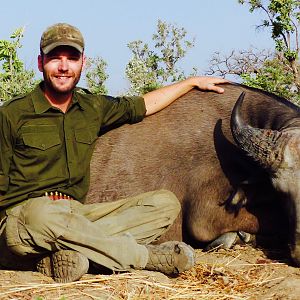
[42,71,82,95]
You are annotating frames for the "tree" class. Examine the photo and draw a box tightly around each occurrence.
[207,48,298,101]
[125,20,196,95]
[84,56,109,94]
[207,0,300,103]
[0,27,37,101]
[241,54,297,100]
[207,47,273,77]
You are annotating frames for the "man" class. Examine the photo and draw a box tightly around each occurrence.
[0,23,227,283]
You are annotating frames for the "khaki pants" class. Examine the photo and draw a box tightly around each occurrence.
[0,190,180,271]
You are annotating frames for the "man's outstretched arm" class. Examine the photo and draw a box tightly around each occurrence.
[143,76,229,116]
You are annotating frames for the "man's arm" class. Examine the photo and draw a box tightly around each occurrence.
[143,76,229,116]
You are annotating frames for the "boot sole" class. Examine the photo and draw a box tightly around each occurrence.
[37,250,89,283]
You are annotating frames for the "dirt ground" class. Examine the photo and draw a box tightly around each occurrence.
[1,244,300,300]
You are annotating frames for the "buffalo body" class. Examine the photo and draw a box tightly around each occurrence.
[86,83,300,260]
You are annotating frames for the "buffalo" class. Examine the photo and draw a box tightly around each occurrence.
[86,83,300,265]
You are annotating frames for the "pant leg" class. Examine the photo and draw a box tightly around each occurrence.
[0,218,40,270]
[77,189,181,244]
[4,190,180,271]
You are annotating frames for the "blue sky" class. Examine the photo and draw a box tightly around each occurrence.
[1,0,274,95]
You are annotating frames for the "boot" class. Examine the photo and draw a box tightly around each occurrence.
[36,250,89,283]
[145,241,195,275]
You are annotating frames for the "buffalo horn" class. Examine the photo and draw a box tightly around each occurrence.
[230,92,284,171]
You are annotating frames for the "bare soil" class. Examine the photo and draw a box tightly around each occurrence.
[1,244,300,299]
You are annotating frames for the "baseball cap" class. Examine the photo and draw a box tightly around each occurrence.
[40,23,85,54]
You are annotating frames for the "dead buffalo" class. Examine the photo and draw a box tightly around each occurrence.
[86,83,300,265]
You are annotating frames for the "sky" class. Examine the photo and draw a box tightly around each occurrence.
[1,0,275,95]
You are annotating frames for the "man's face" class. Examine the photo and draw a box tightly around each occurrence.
[38,46,85,95]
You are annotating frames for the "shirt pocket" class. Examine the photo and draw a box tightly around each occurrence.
[14,125,62,181]
[74,127,98,170]
[75,127,98,145]
[22,133,60,150]
[18,124,61,151]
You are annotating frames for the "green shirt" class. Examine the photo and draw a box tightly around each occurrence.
[0,82,146,210]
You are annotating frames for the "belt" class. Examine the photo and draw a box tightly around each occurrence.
[45,191,74,201]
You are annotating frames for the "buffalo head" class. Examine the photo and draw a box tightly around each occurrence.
[231,92,300,266]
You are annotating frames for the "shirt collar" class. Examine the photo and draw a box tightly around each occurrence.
[31,82,52,114]
[31,82,84,114]
[72,89,85,111]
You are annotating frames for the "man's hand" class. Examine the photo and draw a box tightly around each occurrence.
[190,76,229,94]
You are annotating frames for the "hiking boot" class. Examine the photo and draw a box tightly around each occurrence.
[36,250,89,283]
[145,241,195,275]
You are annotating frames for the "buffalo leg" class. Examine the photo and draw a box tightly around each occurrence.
[184,172,288,245]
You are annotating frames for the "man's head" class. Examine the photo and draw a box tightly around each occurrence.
[40,23,84,55]
[38,23,86,98]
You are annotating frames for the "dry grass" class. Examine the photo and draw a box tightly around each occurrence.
[0,247,287,300]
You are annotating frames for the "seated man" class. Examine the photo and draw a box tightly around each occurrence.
[0,23,227,282]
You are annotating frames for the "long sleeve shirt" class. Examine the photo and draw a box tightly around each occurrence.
[0,82,146,211]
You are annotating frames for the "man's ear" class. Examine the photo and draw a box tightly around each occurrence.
[82,54,87,71]
[38,55,43,72]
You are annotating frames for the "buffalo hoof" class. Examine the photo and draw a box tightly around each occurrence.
[205,231,253,251]
[237,231,252,243]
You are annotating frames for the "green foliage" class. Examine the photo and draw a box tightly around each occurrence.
[238,0,299,55]
[237,0,300,103]
[84,56,109,94]
[125,20,196,95]
[241,56,300,103]
[0,28,24,75]
[0,27,37,101]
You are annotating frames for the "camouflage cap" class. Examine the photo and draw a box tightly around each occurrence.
[40,23,84,54]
